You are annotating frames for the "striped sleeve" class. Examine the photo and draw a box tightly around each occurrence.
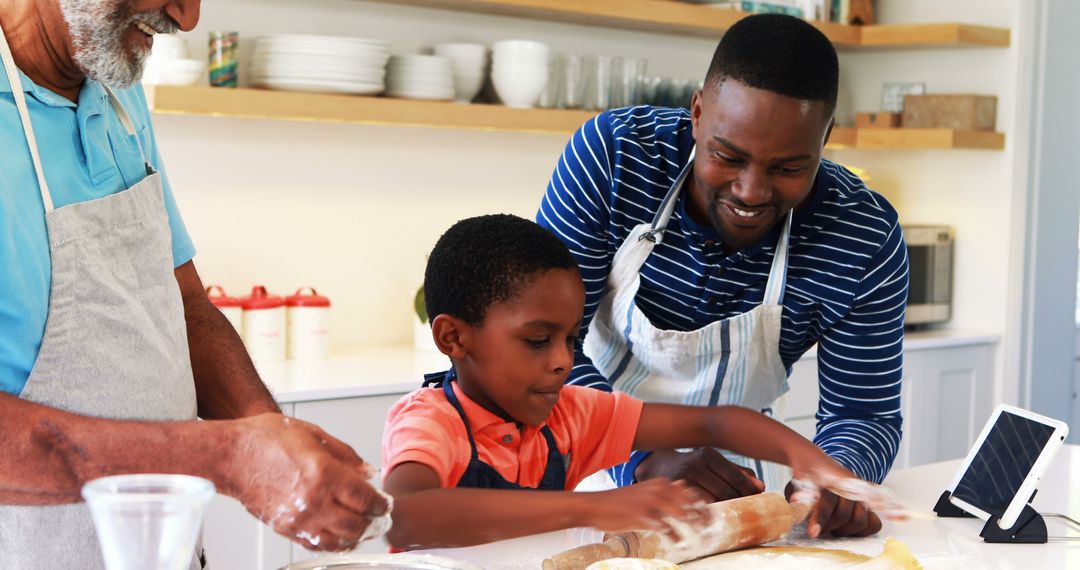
[813,220,909,483]
[537,113,617,393]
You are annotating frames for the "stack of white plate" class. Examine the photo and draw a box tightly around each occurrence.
[385,54,454,101]
[251,34,390,95]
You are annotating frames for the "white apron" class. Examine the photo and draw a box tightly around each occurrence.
[583,147,793,492]
[0,25,201,570]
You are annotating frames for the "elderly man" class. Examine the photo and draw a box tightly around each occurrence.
[0,1,386,568]
[539,14,909,539]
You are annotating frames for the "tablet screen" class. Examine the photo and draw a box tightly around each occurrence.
[952,410,1057,516]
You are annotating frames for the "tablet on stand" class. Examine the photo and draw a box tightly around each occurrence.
[932,404,1069,543]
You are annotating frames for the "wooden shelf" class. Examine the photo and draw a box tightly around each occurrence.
[145,85,595,135]
[367,0,1009,49]
[828,127,1005,150]
[146,86,1005,150]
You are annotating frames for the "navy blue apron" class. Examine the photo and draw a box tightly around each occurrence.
[423,370,567,490]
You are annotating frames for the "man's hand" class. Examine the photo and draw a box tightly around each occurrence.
[225,413,390,551]
[634,448,764,501]
[785,481,881,538]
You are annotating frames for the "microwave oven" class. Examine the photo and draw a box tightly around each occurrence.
[904,225,953,327]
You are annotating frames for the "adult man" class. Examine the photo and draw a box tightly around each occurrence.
[539,14,908,539]
[0,1,386,567]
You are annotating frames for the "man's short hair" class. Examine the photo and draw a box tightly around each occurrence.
[704,13,839,116]
[424,214,579,326]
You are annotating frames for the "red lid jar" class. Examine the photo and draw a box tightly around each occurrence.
[285,287,331,308]
[285,287,330,361]
[206,284,243,308]
[243,286,285,311]
[205,285,243,332]
[241,286,286,363]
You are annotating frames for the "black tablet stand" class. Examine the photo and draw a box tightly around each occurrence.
[933,490,1048,544]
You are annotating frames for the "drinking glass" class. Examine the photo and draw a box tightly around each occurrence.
[582,54,613,111]
[611,57,646,108]
[83,474,216,570]
[556,54,585,109]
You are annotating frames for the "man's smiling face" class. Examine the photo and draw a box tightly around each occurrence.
[688,78,833,254]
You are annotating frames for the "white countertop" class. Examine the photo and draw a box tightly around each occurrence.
[259,346,450,403]
[261,329,999,403]
[413,445,1080,569]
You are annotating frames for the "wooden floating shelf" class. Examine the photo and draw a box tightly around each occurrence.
[145,85,595,135]
[828,127,1005,150]
[367,0,1009,49]
[146,86,1005,150]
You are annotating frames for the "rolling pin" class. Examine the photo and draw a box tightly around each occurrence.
[542,493,811,570]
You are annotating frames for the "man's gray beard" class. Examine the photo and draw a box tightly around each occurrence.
[57,0,177,89]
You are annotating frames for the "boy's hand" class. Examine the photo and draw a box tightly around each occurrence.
[225,413,390,551]
[581,478,710,538]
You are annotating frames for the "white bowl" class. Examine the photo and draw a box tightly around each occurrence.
[451,72,485,103]
[434,42,487,60]
[491,61,549,73]
[492,39,549,61]
[390,54,452,68]
[492,68,548,108]
[151,34,189,60]
[142,57,200,86]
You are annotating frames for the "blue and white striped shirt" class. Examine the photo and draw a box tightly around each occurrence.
[537,106,909,485]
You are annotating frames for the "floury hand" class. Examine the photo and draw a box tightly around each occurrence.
[223,414,390,551]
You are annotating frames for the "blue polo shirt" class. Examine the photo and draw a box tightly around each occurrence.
[0,69,196,396]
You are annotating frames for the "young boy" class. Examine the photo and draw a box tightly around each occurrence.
[382,214,865,550]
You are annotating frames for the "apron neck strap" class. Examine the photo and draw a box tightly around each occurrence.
[0,22,53,213]
[642,146,696,245]
[762,212,793,306]
[0,24,149,215]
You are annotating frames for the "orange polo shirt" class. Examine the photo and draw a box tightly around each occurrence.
[382,383,644,489]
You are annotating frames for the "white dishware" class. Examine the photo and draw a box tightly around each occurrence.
[254,77,385,95]
[150,34,189,60]
[492,66,548,108]
[144,58,205,86]
[434,42,486,62]
[385,54,455,101]
[252,34,391,96]
[450,71,485,103]
[492,39,550,64]
[82,474,215,570]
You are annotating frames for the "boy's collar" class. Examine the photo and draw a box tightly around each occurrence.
[448,382,546,433]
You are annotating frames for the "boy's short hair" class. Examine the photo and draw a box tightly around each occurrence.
[424,214,579,326]
[704,13,839,116]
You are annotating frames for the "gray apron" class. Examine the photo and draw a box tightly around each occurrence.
[0,25,201,570]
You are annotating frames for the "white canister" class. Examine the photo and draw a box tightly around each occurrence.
[205,285,243,334]
[286,288,330,361]
[242,286,286,363]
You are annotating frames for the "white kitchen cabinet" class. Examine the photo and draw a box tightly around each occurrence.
[902,345,993,467]
[781,339,997,471]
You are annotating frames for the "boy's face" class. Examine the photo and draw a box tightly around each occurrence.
[456,268,585,427]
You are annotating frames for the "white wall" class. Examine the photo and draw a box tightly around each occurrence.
[158,0,717,349]
[155,0,1025,350]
